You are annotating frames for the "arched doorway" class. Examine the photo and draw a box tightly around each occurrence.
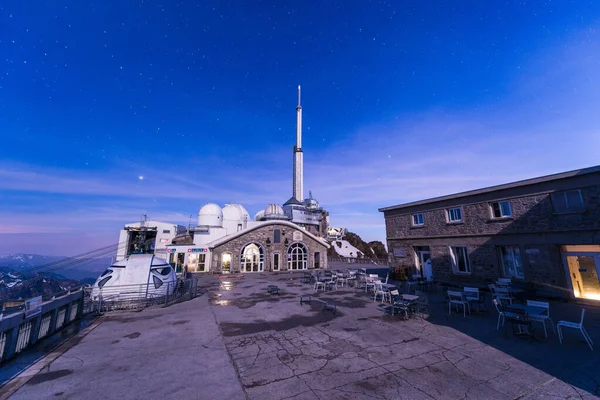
[240,243,264,272]
[287,243,307,270]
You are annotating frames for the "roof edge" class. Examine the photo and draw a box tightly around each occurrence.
[379,165,600,212]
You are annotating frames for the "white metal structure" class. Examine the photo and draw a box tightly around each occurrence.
[0,331,7,361]
[38,314,52,339]
[69,303,79,322]
[15,320,33,354]
[91,254,176,301]
[56,308,67,329]
[557,308,593,350]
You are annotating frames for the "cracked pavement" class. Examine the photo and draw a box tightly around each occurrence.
[8,266,600,399]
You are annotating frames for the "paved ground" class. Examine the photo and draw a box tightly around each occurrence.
[7,269,600,399]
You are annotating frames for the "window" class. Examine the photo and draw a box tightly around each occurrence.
[447,207,462,223]
[551,190,584,213]
[491,201,512,218]
[273,229,281,244]
[314,252,321,269]
[449,246,470,274]
[240,243,264,272]
[412,213,424,226]
[287,243,308,270]
[499,246,524,279]
[162,230,171,234]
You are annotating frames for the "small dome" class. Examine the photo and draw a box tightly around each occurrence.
[265,204,285,216]
[254,210,265,221]
[198,203,223,227]
[222,204,250,222]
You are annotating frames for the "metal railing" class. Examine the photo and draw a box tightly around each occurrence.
[92,278,199,313]
[328,256,390,265]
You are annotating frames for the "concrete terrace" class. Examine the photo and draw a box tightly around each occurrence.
[5,268,600,400]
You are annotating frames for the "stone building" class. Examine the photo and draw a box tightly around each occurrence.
[379,165,600,301]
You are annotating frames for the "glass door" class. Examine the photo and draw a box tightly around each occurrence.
[221,253,232,274]
[566,254,600,300]
[272,253,280,271]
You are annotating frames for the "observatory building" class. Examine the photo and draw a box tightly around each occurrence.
[114,86,330,274]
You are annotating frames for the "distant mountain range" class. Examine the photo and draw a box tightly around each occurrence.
[0,253,111,301]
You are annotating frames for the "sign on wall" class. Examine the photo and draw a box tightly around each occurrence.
[188,248,208,253]
[25,296,43,318]
[293,231,303,241]
[393,248,406,257]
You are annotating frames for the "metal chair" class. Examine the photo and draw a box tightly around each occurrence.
[557,309,593,351]
[526,300,555,338]
[447,290,470,317]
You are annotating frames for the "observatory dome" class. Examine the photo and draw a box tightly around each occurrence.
[222,204,250,222]
[265,204,285,216]
[254,210,265,221]
[262,204,289,221]
[197,203,223,227]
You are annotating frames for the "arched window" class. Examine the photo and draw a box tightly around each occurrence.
[240,243,264,272]
[287,243,307,270]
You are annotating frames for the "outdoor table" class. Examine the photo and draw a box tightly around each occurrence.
[402,294,419,301]
[505,304,545,317]
[382,283,396,290]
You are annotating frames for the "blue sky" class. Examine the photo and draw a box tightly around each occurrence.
[1,1,599,256]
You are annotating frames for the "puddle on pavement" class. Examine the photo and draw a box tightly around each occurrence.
[318,296,369,309]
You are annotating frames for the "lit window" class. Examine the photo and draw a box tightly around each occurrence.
[412,213,424,226]
[447,207,462,222]
[491,201,512,218]
[449,246,470,274]
[499,246,524,279]
[551,190,584,213]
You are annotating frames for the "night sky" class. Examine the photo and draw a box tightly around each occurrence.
[1,1,600,255]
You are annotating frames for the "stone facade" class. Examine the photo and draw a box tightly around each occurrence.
[381,167,600,298]
[211,223,328,274]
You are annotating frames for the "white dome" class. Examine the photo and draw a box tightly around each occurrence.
[254,210,265,221]
[198,203,223,227]
[265,204,285,216]
[222,204,250,222]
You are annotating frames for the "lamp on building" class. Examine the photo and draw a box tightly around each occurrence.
[284,238,289,246]
[266,238,271,247]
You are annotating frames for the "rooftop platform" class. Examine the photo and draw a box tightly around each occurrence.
[6,269,600,399]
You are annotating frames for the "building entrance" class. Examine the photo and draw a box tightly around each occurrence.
[221,253,232,274]
[563,245,600,301]
[414,246,432,281]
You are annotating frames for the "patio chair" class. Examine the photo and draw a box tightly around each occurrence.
[389,289,401,303]
[526,300,555,338]
[365,277,376,293]
[373,283,390,303]
[493,287,513,306]
[314,281,326,291]
[496,278,512,287]
[464,287,481,313]
[325,276,338,291]
[448,290,470,317]
[504,307,534,340]
[557,309,593,351]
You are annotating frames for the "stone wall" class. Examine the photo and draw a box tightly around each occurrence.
[211,223,328,273]
[385,185,600,240]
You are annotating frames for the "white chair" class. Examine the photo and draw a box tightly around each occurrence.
[373,283,390,303]
[496,278,511,288]
[557,309,593,351]
[526,300,555,338]
[448,290,470,317]
[365,277,376,293]
[464,287,480,312]
[314,281,325,291]
[493,287,513,306]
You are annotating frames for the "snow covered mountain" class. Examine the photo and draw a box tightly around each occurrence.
[0,253,111,281]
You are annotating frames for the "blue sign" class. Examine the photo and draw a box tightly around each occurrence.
[191,248,208,253]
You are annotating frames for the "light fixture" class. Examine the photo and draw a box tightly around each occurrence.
[284,238,289,246]
[266,238,271,247]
